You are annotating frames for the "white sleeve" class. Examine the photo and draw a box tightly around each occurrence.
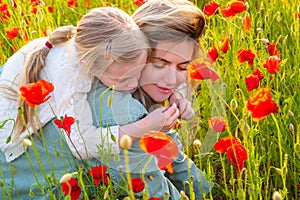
[0,39,48,162]
[53,68,120,159]
[0,50,30,162]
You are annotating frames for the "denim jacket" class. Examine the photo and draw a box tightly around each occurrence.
[87,80,148,127]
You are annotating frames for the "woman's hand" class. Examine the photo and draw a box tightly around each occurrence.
[169,92,195,120]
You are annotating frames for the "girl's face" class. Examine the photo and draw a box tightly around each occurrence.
[99,51,147,93]
[139,40,194,103]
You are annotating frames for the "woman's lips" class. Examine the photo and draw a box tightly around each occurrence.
[156,85,172,94]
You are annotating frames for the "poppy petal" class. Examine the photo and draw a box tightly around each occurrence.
[214,136,241,154]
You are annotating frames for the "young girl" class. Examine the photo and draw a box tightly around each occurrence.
[0,7,149,162]
[0,6,178,198]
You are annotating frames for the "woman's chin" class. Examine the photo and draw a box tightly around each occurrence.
[151,94,171,103]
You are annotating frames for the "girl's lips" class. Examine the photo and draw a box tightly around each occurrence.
[156,85,172,94]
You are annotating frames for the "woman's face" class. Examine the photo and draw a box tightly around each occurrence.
[139,39,194,103]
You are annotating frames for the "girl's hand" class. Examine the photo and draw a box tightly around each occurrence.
[118,103,180,144]
[146,103,180,132]
[169,92,195,120]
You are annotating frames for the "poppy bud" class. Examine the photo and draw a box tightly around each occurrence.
[60,173,73,183]
[289,123,294,133]
[107,94,114,107]
[261,38,270,44]
[23,138,32,147]
[117,165,123,171]
[275,168,283,175]
[163,192,170,199]
[239,120,250,134]
[277,15,281,23]
[230,99,238,111]
[245,2,249,9]
[288,110,294,118]
[119,134,132,150]
[193,139,202,147]
[180,191,189,200]
[256,27,263,32]
[18,107,24,115]
[147,175,153,181]
[272,191,282,200]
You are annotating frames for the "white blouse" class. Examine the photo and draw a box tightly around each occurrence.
[0,37,120,162]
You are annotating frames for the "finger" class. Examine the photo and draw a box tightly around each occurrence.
[181,109,195,120]
[167,107,180,124]
[162,103,177,114]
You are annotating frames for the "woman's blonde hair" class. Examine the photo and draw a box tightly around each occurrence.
[14,7,148,139]
[132,0,206,110]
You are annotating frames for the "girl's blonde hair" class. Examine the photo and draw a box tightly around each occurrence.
[132,0,206,110]
[14,7,148,139]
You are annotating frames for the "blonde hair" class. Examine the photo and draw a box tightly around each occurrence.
[13,7,148,139]
[132,0,206,110]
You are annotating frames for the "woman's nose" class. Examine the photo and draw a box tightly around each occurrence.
[163,67,177,86]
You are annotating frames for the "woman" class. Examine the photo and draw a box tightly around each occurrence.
[87,0,213,199]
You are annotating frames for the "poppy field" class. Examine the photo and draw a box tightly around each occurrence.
[0,0,300,199]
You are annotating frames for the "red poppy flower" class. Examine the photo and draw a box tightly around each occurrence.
[149,198,161,200]
[189,59,219,82]
[203,1,219,16]
[242,15,251,32]
[156,154,175,174]
[18,80,54,107]
[140,131,178,174]
[227,144,248,173]
[245,74,260,92]
[6,27,19,40]
[252,68,264,80]
[237,49,256,66]
[61,177,81,200]
[130,177,145,193]
[247,87,279,122]
[245,68,264,92]
[30,0,40,6]
[0,3,11,21]
[229,1,247,14]
[220,36,229,53]
[83,1,91,7]
[214,136,241,154]
[207,45,218,63]
[266,43,280,58]
[88,165,109,186]
[30,6,38,14]
[208,116,226,132]
[133,0,147,6]
[221,0,246,17]
[221,7,235,17]
[48,6,55,13]
[54,114,75,136]
[67,0,77,8]
[263,56,281,74]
